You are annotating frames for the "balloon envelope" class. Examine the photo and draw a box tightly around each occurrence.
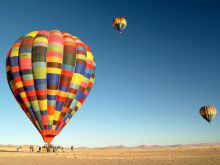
[113,17,127,33]
[199,106,217,123]
[6,30,96,143]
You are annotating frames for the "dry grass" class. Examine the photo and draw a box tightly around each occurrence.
[0,145,220,165]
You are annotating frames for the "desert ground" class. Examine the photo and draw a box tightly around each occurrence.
[0,144,220,165]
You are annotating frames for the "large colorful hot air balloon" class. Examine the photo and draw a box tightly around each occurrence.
[113,17,127,33]
[199,106,217,123]
[6,30,96,143]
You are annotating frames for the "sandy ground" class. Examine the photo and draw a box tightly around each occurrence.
[0,145,220,165]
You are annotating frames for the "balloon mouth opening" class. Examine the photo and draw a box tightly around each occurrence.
[43,135,56,143]
[41,130,59,144]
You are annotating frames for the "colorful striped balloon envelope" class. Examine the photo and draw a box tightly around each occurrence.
[6,30,96,143]
[113,17,127,33]
[199,105,217,124]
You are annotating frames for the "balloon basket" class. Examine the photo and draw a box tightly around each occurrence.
[42,143,58,153]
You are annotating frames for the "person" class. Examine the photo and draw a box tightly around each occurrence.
[71,146,74,151]
[47,146,50,152]
[30,146,34,152]
[38,146,41,152]
[53,147,57,152]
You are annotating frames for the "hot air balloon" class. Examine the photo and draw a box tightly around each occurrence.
[199,106,217,123]
[6,30,96,143]
[113,17,127,33]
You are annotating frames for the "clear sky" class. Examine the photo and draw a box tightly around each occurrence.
[0,0,220,147]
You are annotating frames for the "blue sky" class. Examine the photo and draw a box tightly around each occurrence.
[0,0,220,147]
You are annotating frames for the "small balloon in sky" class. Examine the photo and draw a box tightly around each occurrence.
[6,30,96,144]
[199,105,217,124]
[113,17,127,33]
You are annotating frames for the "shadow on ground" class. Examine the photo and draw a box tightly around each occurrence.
[0,150,17,152]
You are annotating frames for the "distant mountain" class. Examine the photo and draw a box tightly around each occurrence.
[1,143,220,149]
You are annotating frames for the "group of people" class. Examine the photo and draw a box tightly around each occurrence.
[16,145,75,152]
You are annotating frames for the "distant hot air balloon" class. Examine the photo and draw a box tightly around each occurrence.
[113,17,127,33]
[6,30,96,143]
[199,106,217,123]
